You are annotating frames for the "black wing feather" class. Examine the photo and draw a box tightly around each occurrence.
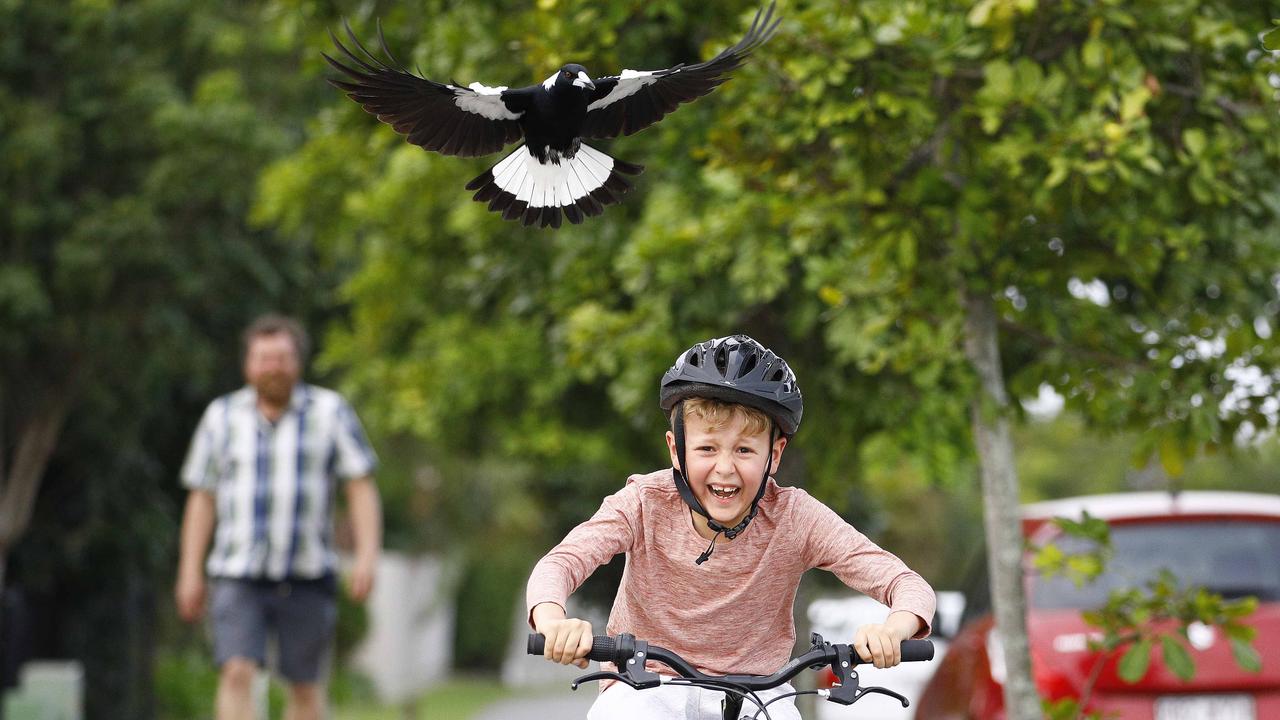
[581,2,780,139]
[324,20,527,158]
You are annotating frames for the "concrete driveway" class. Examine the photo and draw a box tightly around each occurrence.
[472,684,595,720]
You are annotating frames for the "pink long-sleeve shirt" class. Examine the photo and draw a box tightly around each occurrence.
[527,469,937,677]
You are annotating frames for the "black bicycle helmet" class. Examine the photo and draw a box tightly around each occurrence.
[660,335,803,435]
[659,335,803,564]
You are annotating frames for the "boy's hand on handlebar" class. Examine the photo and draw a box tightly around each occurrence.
[531,603,594,669]
[854,611,921,669]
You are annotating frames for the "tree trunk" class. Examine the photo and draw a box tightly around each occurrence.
[0,381,76,599]
[962,289,1042,720]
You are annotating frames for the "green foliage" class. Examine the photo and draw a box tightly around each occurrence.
[2,1,347,716]
[251,16,1280,708]
[257,0,1280,541]
[154,646,218,720]
[1042,697,1102,720]
[1263,22,1280,52]
[1031,511,1112,587]
[1035,516,1261,719]
[1080,569,1260,682]
[452,543,537,669]
[1040,517,1262,682]
[1116,636,1155,683]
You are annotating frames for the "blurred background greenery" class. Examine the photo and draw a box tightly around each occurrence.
[2,0,1278,718]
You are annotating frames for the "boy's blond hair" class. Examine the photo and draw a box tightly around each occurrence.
[670,396,773,437]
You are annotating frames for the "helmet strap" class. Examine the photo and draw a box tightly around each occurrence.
[671,402,778,564]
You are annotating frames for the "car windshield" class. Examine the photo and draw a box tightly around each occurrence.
[1032,520,1280,609]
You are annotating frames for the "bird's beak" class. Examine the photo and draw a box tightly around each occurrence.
[573,71,596,90]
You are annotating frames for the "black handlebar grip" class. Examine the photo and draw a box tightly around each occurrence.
[527,633,618,662]
[901,639,935,662]
[527,633,545,655]
[586,635,617,662]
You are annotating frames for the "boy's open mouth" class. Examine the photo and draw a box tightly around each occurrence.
[709,484,740,499]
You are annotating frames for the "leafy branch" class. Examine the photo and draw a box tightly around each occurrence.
[1032,515,1261,720]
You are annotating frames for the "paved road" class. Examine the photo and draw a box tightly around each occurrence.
[471,685,595,720]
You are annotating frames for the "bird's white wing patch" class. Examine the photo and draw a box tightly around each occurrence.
[586,69,659,111]
[452,83,522,121]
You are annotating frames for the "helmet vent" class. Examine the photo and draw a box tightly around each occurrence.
[659,334,803,436]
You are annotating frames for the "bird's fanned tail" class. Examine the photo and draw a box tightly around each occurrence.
[465,144,643,228]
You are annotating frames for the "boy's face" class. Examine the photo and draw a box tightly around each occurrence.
[666,409,787,531]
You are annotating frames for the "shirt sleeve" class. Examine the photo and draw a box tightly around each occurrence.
[180,400,223,491]
[332,396,378,481]
[799,493,937,638]
[525,482,641,627]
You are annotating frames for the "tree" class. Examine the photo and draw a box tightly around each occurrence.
[260,2,1280,717]
[1,2,337,714]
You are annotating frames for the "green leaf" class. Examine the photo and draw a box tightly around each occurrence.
[1160,636,1195,681]
[1222,622,1256,642]
[1082,38,1106,69]
[968,0,997,27]
[1118,638,1153,682]
[983,60,1015,102]
[1183,128,1207,157]
[1230,638,1262,673]
[1263,25,1280,52]
[1158,436,1185,478]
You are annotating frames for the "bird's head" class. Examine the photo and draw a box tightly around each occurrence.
[545,63,596,93]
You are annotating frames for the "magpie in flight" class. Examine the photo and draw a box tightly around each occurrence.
[324,4,780,229]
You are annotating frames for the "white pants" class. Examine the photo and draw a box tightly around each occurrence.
[587,680,802,720]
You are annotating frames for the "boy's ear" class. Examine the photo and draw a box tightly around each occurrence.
[665,430,680,471]
[770,435,788,474]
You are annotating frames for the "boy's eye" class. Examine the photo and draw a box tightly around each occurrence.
[737,446,755,454]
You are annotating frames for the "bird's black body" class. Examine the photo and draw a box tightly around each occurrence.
[324,4,779,228]
[523,66,590,164]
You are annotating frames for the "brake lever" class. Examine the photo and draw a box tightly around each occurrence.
[824,643,911,709]
[854,685,910,707]
[825,643,862,705]
[571,633,661,691]
[571,671,629,691]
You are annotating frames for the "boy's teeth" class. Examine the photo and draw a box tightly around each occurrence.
[710,485,740,498]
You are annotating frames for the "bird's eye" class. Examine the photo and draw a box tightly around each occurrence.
[563,70,571,77]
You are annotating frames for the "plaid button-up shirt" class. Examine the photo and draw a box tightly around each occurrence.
[181,384,377,581]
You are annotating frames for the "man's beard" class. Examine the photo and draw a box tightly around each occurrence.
[256,375,294,404]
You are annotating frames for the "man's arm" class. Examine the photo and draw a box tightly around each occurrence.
[345,476,382,603]
[175,489,216,622]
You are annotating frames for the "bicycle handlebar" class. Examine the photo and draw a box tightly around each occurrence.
[527,632,934,692]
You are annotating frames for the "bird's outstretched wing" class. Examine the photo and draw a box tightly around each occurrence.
[581,2,779,139]
[324,21,531,157]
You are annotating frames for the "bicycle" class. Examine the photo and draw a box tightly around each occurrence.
[527,631,935,720]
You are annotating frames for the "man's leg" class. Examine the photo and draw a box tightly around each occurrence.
[283,682,325,720]
[215,658,260,720]
[274,579,337,720]
[210,579,269,720]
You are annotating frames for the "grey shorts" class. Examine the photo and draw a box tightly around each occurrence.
[210,576,337,684]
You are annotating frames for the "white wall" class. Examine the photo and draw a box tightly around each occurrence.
[350,552,456,704]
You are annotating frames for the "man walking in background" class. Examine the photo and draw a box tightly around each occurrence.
[175,314,382,720]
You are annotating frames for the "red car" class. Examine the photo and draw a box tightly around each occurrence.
[915,491,1280,720]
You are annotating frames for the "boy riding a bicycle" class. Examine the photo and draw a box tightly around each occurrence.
[528,335,936,719]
